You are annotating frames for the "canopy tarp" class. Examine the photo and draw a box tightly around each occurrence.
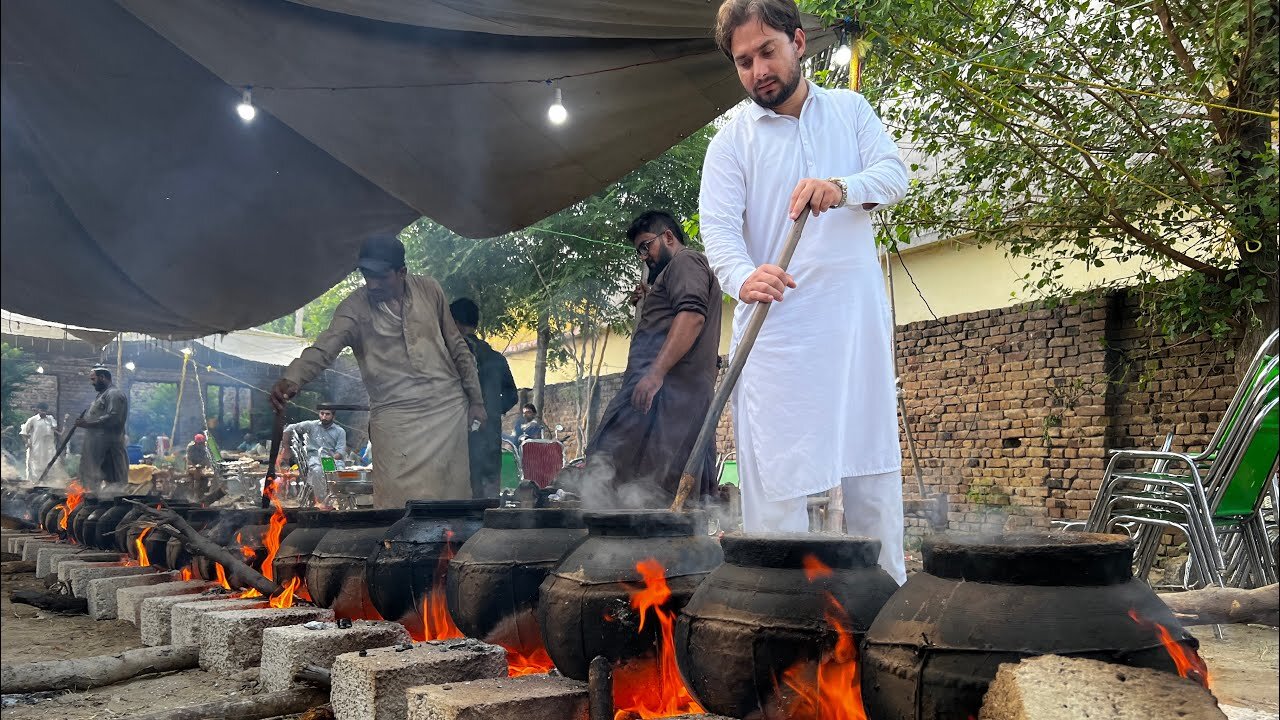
[1,0,830,336]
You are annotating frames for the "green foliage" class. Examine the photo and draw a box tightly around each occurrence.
[804,0,1279,340]
[1,342,36,434]
[127,383,178,445]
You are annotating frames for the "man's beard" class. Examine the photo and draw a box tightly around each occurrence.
[645,245,674,284]
[92,381,108,391]
[749,62,802,109]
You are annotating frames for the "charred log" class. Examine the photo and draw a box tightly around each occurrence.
[125,500,281,597]
[588,656,614,720]
[1159,584,1279,627]
[127,688,329,720]
[294,664,332,687]
[0,645,198,693]
[1,560,37,575]
[9,590,87,614]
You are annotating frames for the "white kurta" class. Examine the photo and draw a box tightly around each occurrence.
[20,413,59,482]
[700,81,908,503]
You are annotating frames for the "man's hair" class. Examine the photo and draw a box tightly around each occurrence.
[91,366,112,381]
[523,403,537,413]
[626,210,687,245]
[450,298,480,328]
[714,0,802,59]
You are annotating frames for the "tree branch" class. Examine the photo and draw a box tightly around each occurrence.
[1150,0,1227,135]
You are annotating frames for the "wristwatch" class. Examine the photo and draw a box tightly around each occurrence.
[827,177,848,208]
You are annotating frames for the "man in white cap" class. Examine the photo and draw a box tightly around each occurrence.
[20,403,60,482]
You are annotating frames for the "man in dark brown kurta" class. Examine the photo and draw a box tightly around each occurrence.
[581,211,723,506]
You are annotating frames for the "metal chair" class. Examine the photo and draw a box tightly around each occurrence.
[519,439,566,489]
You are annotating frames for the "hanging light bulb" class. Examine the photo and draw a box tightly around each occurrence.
[833,43,852,67]
[125,361,136,371]
[547,87,568,125]
[36,366,44,374]
[181,347,194,356]
[236,88,257,122]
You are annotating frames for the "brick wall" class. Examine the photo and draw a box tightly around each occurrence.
[528,289,1244,547]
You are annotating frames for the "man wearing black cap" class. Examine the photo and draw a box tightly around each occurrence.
[271,235,485,506]
[75,367,130,490]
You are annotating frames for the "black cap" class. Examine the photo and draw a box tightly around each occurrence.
[357,235,406,274]
[35,402,49,411]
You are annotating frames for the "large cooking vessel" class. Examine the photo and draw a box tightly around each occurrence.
[67,496,102,544]
[86,496,150,550]
[165,508,222,571]
[446,508,587,647]
[270,510,397,594]
[365,500,495,626]
[306,509,405,619]
[111,496,169,553]
[860,532,1207,720]
[37,492,64,533]
[123,503,192,561]
[538,510,723,681]
[189,509,270,580]
[675,533,897,719]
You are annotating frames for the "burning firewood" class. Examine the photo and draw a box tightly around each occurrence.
[124,499,282,598]
[1159,584,1279,627]
[0,645,198,693]
[125,688,329,720]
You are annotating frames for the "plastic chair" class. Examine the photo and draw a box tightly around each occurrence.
[500,449,521,490]
[519,439,565,489]
[717,453,739,487]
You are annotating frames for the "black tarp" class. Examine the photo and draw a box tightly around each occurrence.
[1,0,829,335]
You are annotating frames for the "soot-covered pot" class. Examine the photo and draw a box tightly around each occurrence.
[306,509,405,618]
[675,533,898,719]
[860,532,1208,720]
[364,500,495,626]
[446,508,587,649]
[538,510,723,681]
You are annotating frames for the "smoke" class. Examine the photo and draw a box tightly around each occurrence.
[559,454,677,511]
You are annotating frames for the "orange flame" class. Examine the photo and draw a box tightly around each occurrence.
[55,481,86,530]
[214,562,233,590]
[611,559,704,719]
[776,592,866,720]
[803,555,834,581]
[260,482,287,582]
[1127,610,1211,688]
[270,576,302,608]
[135,527,154,567]
[413,531,463,641]
[180,566,194,581]
[506,642,556,677]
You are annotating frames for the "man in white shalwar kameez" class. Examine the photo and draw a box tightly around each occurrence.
[700,0,909,583]
[20,403,61,483]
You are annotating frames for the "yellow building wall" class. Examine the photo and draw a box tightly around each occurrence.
[497,239,1163,388]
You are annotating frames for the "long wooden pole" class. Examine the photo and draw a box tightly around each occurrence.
[670,214,808,512]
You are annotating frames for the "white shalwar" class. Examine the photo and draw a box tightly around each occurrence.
[20,413,61,483]
[700,81,909,584]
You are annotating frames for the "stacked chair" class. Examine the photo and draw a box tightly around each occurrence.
[1085,329,1278,597]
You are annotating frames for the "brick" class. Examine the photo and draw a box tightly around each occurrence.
[55,557,126,582]
[199,606,334,674]
[138,590,238,646]
[35,546,88,577]
[407,674,588,720]
[117,580,215,625]
[331,639,508,720]
[170,597,269,648]
[20,539,62,561]
[69,564,157,597]
[86,571,176,620]
[260,620,410,692]
[978,655,1223,720]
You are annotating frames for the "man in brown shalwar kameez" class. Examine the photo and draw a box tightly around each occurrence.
[270,235,485,508]
[580,210,723,506]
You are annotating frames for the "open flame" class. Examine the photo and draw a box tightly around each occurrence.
[135,526,154,567]
[270,576,302,609]
[55,481,86,531]
[413,530,463,641]
[771,555,866,720]
[180,566,194,581]
[1127,610,1211,688]
[214,563,233,590]
[505,642,556,677]
[611,559,704,720]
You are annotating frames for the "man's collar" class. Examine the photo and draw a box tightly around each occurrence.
[746,79,823,121]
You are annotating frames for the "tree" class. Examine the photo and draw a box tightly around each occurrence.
[1,343,37,451]
[805,0,1278,361]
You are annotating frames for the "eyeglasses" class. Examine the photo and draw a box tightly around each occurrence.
[635,231,665,258]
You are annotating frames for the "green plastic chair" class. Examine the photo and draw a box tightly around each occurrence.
[500,449,521,490]
[718,458,739,487]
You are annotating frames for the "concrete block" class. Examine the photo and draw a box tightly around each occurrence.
[21,540,62,562]
[199,606,335,674]
[57,558,124,582]
[171,598,269,648]
[139,592,243,646]
[407,674,589,720]
[35,545,85,577]
[4,533,49,554]
[331,639,509,720]
[69,564,156,597]
[979,655,1225,720]
[260,620,411,692]
[86,571,177,620]
[117,580,215,625]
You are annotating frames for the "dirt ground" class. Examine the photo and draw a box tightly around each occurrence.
[1,563,1276,718]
